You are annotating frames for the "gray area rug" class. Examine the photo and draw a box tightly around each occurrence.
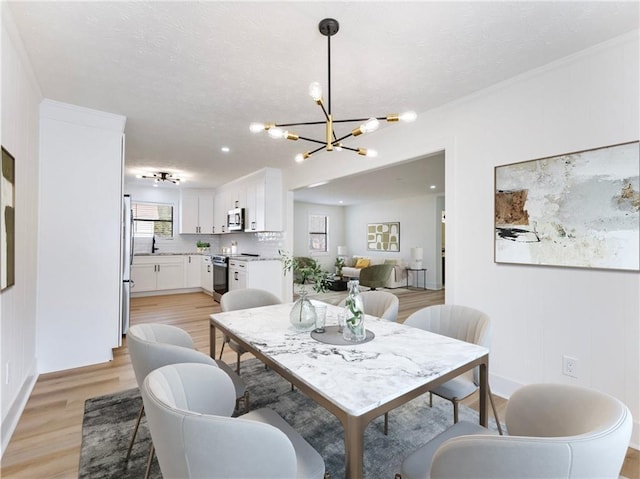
[79,358,499,478]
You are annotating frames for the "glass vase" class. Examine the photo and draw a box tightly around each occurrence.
[343,280,366,342]
[289,290,317,331]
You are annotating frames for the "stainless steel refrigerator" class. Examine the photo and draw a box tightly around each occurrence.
[121,194,133,335]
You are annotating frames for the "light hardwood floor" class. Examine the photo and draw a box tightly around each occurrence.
[1,290,637,478]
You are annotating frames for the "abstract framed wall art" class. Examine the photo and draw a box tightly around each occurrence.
[367,222,400,252]
[495,141,639,271]
[1,146,16,290]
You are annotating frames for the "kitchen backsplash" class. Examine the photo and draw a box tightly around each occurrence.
[134,231,285,258]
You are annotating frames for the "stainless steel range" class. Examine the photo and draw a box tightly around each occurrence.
[211,255,228,302]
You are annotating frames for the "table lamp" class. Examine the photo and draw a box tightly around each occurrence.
[411,247,423,269]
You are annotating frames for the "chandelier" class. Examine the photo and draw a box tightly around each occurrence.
[138,172,181,185]
[250,18,417,163]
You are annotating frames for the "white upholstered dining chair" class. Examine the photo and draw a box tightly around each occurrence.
[338,290,399,322]
[219,288,282,373]
[403,304,502,434]
[398,383,632,479]
[140,362,326,479]
[126,323,248,478]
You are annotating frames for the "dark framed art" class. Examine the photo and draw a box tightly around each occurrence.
[495,141,639,271]
[2,146,16,290]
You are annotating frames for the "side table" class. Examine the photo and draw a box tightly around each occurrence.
[406,268,427,290]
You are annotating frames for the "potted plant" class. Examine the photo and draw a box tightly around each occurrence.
[334,257,345,278]
[196,241,210,253]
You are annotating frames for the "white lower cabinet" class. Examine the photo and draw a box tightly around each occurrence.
[201,256,213,293]
[131,256,185,293]
[228,260,247,291]
[228,259,281,299]
[184,255,201,288]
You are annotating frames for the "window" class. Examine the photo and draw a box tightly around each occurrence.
[308,214,328,253]
[132,202,173,238]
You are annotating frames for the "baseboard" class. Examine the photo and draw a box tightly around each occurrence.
[490,373,639,450]
[1,360,38,458]
[131,287,205,298]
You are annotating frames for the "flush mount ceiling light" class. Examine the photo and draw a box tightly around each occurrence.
[250,18,417,163]
[137,171,181,185]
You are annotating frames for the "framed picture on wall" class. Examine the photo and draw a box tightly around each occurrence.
[494,140,639,271]
[367,222,400,251]
[1,146,16,290]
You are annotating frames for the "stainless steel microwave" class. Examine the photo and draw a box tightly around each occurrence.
[227,208,245,231]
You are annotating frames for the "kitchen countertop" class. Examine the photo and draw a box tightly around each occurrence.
[134,252,209,256]
[134,252,280,262]
[227,255,280,262]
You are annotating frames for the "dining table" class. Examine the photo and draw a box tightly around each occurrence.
[210,302,489,479]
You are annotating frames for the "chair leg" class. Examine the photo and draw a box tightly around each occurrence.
[144,443,155,479]
[125,403,144,462]
[488,384,504,435]
[384,412,389,436]
[236,352,241,374]
[218,341,226,360]
[429,391,433,407]
[452,398,459,423]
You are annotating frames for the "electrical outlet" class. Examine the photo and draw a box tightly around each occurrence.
[562,355,578,378]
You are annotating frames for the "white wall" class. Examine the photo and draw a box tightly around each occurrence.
[284,32,640,446]
[0,4,43,455]
[344,195,443,289]
[37,101,125,373]
[293,201,346,272]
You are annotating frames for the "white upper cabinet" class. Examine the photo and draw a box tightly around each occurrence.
[211,167,283,234]
[213,189,228,234]
[179,190,214,234]
[244,168,283,232]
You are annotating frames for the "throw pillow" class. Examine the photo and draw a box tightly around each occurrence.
[384,259,398,265]
[355,258,370,268]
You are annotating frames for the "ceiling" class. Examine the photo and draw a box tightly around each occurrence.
[7,1,639,204]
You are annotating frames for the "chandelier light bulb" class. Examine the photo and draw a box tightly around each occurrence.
[268,128,285,139]
[249,122,265,133]
[399,111,417,122]
[361,117,380,134]
[308,82,323,102]
[358,148,378,158]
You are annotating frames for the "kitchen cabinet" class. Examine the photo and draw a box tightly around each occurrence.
[244,168,283,232]
[213,189,229,234]
[131,256,185,293]
[180,190,214,234]
[228,260,247,291]
[228,259,282,299]
[184,255,201,288]
[201,256,213,293]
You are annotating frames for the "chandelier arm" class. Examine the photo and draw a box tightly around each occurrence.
[331,116,388,124]
[297,136,329,146]
[337,145,360,153]
[327,26,332,116]
[274,120,327,127]
[332,131,355,144]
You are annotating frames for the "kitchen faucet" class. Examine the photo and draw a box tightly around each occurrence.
[152,235,159,253]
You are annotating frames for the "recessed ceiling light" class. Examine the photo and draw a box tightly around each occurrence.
[221,146,230,153]
[430,185,437,189]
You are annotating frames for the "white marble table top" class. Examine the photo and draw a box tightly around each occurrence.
[210,302,488,417]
